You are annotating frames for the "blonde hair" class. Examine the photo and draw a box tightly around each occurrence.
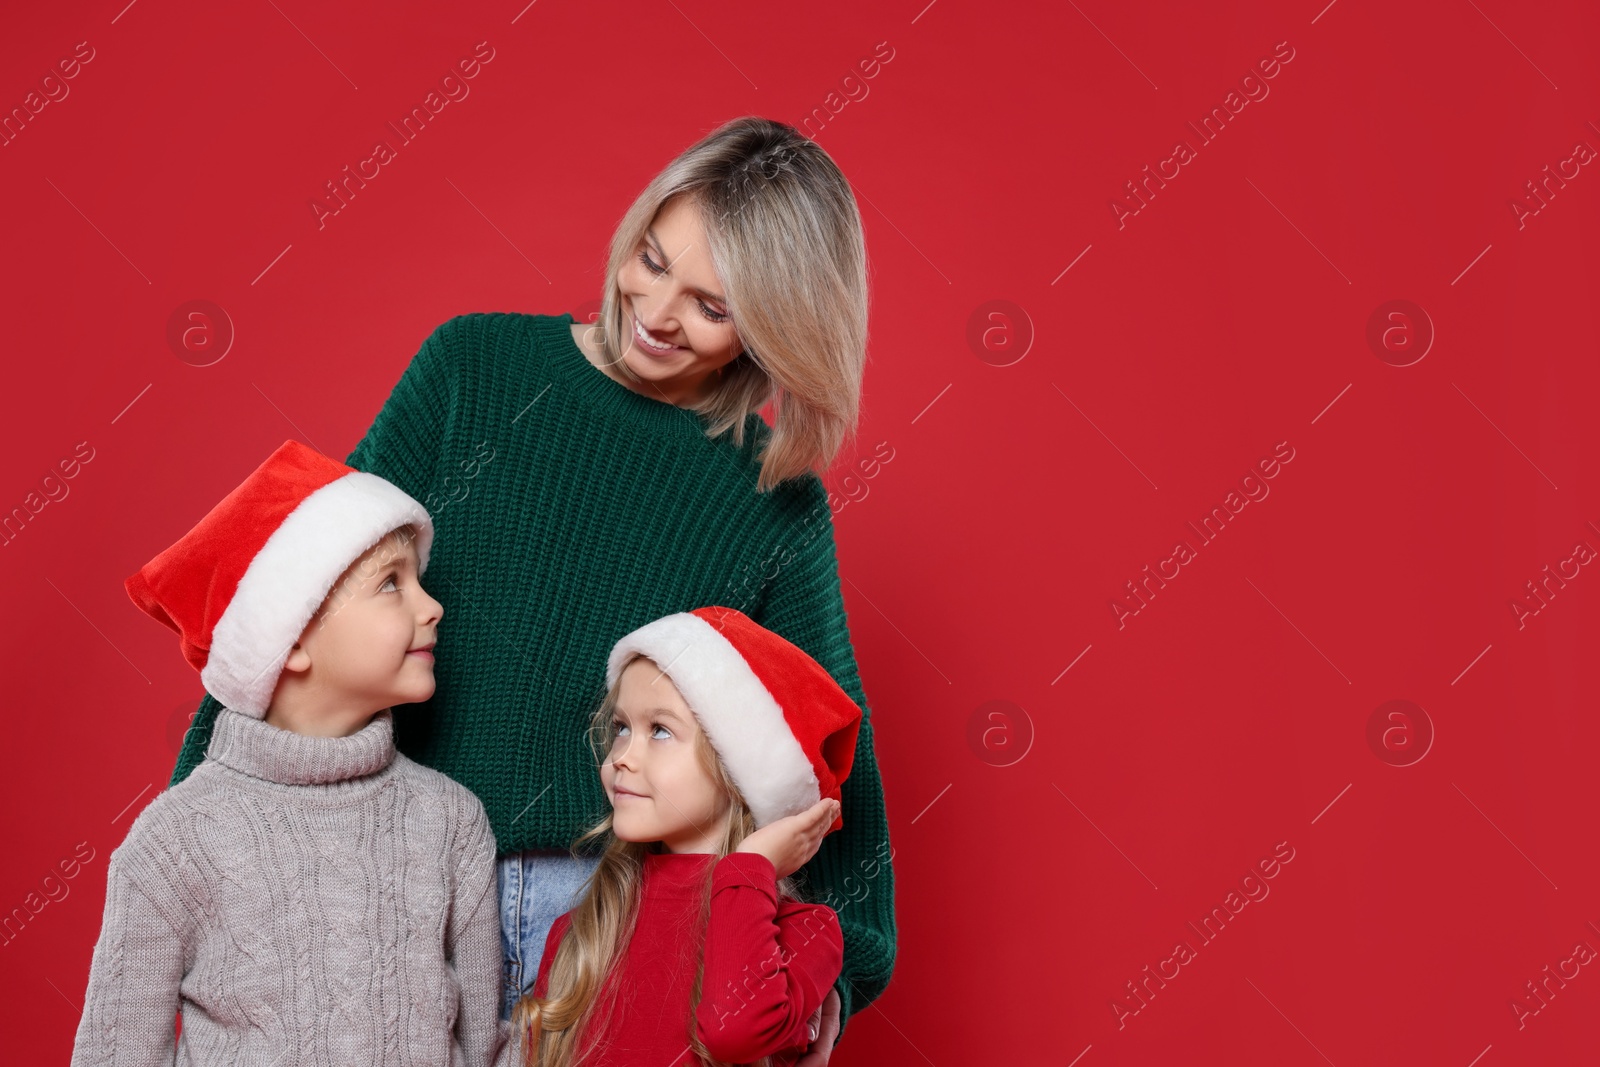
[507,652,803,1067]
[593,116,870,493]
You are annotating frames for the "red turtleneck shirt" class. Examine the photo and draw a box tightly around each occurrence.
[528,850,843,1066]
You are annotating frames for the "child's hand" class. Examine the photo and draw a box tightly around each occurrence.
[734,798,840,879]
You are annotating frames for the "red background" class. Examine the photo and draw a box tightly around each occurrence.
[4,1,1598,1063]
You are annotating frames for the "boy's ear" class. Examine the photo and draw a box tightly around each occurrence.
[282,642,312,674]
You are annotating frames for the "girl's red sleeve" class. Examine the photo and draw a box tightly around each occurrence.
[694,852,845,1063]
[531,912,573,1000]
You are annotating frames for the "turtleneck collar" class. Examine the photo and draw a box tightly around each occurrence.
[641,849,716,898]
[206,705,397,786]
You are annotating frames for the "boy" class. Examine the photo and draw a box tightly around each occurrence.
[71,439,505,1066]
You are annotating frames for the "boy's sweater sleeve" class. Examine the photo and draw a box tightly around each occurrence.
[70,843,189,1067]
[695,852,844,1064]
[448,793,507,1067]
[754,489,897,1040]
[167,317,461,790]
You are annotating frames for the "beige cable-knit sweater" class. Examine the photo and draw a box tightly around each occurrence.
[69,705,507,1066]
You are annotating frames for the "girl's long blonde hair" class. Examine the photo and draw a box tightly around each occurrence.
[593,116,870,493]
[508,652,803,1067]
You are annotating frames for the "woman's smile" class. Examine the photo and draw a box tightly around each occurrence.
[630,311,683,358]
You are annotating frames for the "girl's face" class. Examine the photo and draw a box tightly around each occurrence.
[600,657,730,854]
[612,195,745,404]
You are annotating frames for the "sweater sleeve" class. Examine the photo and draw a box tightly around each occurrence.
[448,793,506,1067]
[695,852,843,1063]
[753,488,897,1041]
[70,847,187,1067]
[341,315,460,508]
[167,318,461,789]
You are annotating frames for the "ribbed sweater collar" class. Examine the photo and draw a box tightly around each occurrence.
[205,706,397,786]
[542,314,714,434]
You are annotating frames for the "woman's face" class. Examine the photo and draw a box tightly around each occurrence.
[613,195,745,402]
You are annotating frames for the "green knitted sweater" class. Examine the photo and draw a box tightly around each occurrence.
[168,312,895,1034]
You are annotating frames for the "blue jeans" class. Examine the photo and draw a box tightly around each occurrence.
[497,849,602,1021]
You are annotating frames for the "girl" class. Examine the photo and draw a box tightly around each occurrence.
[506,606,862,1067]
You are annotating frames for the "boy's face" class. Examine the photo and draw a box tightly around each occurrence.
[278,527,443,720]
[600,657,731,854]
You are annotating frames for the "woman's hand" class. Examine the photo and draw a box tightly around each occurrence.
[734,798,840,879]
[794,988,842,1065]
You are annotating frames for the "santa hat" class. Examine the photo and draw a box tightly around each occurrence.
[125,439,434,719]
[605,606,862,833]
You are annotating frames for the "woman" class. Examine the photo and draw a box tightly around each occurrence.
[169,117,895,1062]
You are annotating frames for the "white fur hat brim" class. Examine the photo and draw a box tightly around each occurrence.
[200,471,434,718]
[605,612,820,828]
